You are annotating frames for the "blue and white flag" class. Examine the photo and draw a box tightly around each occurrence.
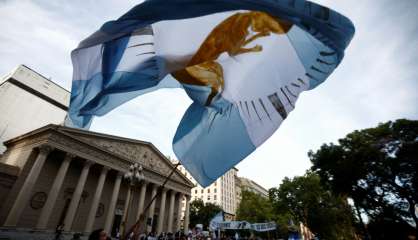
[66,0,355,187]
[209,211,224,230]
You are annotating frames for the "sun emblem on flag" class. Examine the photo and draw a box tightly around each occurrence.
[172,11,292,105]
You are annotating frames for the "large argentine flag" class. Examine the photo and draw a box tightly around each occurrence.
[66,0,355,187]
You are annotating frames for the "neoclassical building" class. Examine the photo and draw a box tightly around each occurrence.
[176,163,238,220]
[0,124,193,239]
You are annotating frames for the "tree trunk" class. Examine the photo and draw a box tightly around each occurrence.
[407,200,417,237]
[353,201,370,240]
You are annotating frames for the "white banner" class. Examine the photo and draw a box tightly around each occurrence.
[213,221,276,232]
[218,221,252,230]
[251,222,276,232]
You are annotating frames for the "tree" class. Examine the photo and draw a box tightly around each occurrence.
[309,119,418,238]
[269,172,357,240]
[236,189,274,223]
[189,199,222,229]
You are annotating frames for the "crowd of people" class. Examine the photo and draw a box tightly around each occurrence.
[84,229,267,240]
[83,229,191,240]
[51,224,282,240]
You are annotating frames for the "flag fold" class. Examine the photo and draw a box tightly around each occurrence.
[66,0,355,187]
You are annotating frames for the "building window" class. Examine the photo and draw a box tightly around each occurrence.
[195,190,197,194]
[201,189,204,193]
[207,189,210,193]
[214,195,217,200]
[214,189,217,193]
[208,196,210,200]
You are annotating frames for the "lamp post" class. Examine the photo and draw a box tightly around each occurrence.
[120,163,145,238]
[123,162,181,240]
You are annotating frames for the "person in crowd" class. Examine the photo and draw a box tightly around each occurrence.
[88,229,108,240]
[115,228,121,239]
[139,232,147,240]
[54,223,64,240]
[234,232,239,240]
[71,233,82,240]
[148,231,157,240]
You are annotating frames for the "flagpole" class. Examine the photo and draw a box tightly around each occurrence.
[123,162,181,240]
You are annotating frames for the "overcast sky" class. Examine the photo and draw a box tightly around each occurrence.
[1,0,417,189]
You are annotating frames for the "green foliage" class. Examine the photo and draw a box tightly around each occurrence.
[309,119,418,237]
[272,210,295,237]
[236,190,290,238]
[189,119,417,238]
[269,172,357,240]
[236,189,274,223]
[189,199,222,229]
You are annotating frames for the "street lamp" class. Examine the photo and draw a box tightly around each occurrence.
[125,163,145,185]
[120,163,145,237]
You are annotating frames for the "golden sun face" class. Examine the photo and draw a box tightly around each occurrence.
[172,11,292,106]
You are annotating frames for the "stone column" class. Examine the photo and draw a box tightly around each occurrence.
[135,181,148,220]
[147,184,158,232]
[183,195,191,234]
[85,166,110,233]
[167,190,176,233]
[63,160,94,231]
[104,172,123,234]
[120,183,133,236]
[176,193,184,232]
[156,188,167,234]
[4,145,52,227]
[36,153,74,229]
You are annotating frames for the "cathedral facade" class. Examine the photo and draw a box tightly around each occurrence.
[0,124,193,239]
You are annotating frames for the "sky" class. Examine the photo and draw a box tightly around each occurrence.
[0,0,417,189]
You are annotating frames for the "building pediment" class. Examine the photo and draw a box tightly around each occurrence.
[3,124,194,188]
[57,127,193,186]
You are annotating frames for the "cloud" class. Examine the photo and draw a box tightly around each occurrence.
[237,0,418,188]
[92,87,192,156]
[0,0,417,189]
[0,0,139,89]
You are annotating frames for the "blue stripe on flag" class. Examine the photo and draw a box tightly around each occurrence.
[79,0,355,57]
[287,26,339,89]
[173,96,255,187]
